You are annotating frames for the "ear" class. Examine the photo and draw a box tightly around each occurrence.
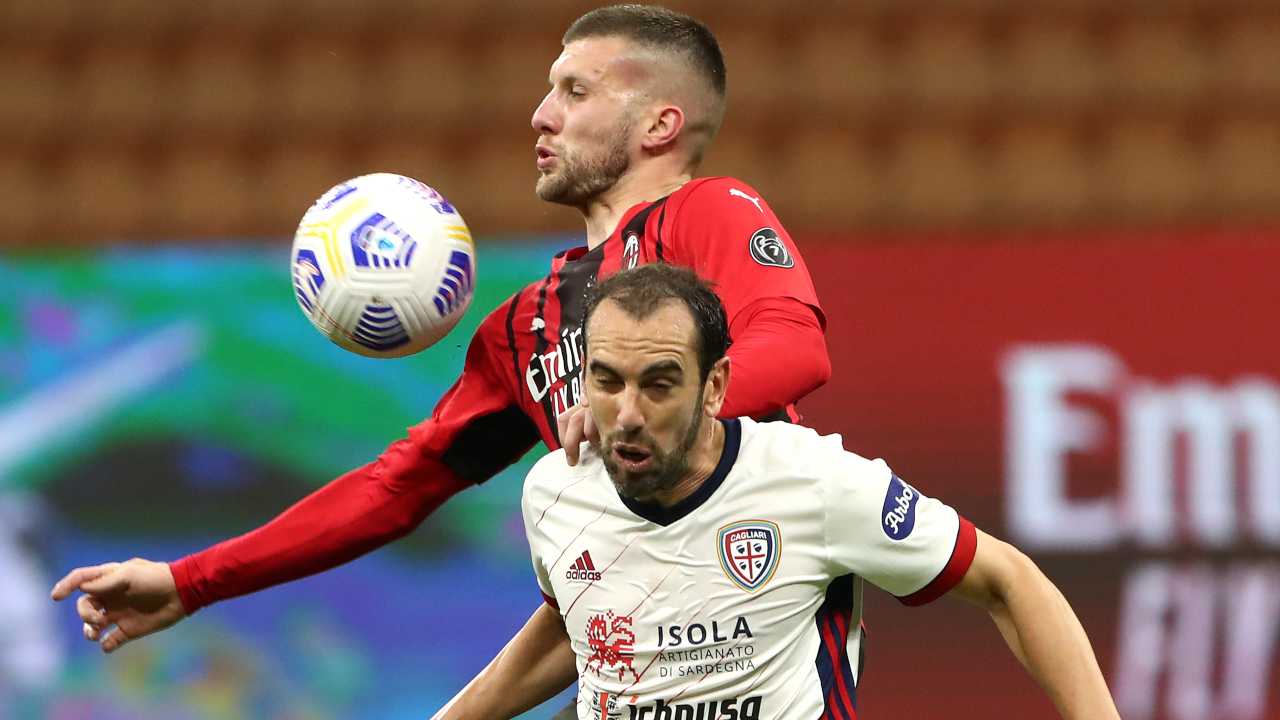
[702,356,731,418]
[640,105,685,153]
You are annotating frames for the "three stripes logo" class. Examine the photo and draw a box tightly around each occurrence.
[566,550,603,582]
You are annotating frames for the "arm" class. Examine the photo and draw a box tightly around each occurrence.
[434,603,577,720]
[671,179,829,418]
[53,301,541,650]
[720,296,830,419]
[948,529,1120,720]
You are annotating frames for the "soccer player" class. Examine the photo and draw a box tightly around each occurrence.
[435,264,1121,720]
[50,3,832,664]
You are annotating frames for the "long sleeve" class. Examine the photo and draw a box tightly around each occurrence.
[720,296,831,419]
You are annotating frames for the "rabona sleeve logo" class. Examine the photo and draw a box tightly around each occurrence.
[881,475,921,541]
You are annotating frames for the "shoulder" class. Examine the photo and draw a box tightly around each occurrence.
[669,176,769,214]
[523,447,600,503]
[738,418,888,485]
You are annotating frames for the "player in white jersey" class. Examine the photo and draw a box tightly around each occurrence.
[434,264,1120,720]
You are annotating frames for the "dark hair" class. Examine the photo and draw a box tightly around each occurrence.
[582,263,730,384]
[563,4,726,98]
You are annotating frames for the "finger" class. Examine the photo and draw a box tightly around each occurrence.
[556,406,573,446]
[583,407,599,445]
[563,410,585,466]
[83,617,108,638]
[76,595,107,625]
[80,567,132,597]
[101,625,134,654]
[51,563,120,601]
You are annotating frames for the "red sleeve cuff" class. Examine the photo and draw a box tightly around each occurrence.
[542,591,560,610]
[168,556,204,615]
[898,516,977,607]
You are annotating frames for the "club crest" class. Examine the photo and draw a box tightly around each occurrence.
[717,520,781,592]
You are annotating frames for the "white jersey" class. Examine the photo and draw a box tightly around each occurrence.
[522,418,976,720]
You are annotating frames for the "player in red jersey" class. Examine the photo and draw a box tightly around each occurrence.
[51,3,832,666]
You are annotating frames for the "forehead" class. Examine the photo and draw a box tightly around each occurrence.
[551,36,651,86]
[587,300,699,367]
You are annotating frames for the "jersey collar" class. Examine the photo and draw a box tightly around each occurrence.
[617,418,742,527]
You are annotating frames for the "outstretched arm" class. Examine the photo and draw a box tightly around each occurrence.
[948,529,1120,720]
[434,602,577,720]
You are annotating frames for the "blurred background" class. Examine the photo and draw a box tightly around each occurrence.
[1,0,1277,718]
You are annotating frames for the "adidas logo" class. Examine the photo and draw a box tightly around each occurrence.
[566,550,603,582]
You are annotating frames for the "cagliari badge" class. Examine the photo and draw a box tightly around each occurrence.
[718,519,782,592]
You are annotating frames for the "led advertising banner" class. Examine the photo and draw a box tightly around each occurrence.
[799,232,1279,720]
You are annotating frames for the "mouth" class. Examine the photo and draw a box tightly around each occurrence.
[535,145,557,170]
[612,443,653,472]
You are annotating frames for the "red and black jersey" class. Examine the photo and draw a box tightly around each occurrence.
[170,176,830,613]
[414,176,827,484]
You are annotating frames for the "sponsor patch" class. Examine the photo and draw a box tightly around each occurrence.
[881,474,921,541]
[748,228,793,268]
[718,520,781,592]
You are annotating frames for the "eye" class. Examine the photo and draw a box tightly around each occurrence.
[644,380,675,395]
[594,374,622,391]
[568,86,587,99]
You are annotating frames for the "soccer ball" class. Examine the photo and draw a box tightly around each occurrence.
[290,173,476,358]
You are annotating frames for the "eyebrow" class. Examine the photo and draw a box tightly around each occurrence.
[588,359,684,377]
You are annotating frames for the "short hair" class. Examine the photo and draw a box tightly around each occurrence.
[564,5,726,138]
[582,264,730,384]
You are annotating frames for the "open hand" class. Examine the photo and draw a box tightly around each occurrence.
[50,558,186,653]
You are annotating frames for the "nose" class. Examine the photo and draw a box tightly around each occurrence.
[615,386,645,433]
[531,90,560,135]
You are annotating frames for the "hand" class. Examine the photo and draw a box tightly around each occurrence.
[556,399,599,467]
[50,558,187,653]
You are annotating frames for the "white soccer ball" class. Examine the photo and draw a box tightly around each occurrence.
[290,173,476,358]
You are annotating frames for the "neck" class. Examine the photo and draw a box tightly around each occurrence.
[581,167,692,250]
[647,418,724,508]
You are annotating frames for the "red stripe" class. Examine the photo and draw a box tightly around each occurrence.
[541,591,559,610]
[899,516,978,607]
[582,550,596,571]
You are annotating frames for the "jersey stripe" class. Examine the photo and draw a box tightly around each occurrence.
[654,201,669,261]
[504,287,524,395]
[815,575,859,720]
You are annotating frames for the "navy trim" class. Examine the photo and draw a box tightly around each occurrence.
[618,418,740,526]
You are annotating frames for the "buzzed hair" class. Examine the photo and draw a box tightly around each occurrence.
[582,264,730,384]
[564,4,727,160]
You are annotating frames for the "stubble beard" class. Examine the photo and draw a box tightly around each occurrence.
[536,115,633,206]
[602,402,705,503]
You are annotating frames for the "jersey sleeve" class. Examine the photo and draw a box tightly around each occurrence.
[409,294,542,484]
[667,178,825,329]
[820,446,977,606]
[169,297,541,614]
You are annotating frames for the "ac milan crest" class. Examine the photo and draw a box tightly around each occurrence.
[717,520,782,592]
[622,232,640,269]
